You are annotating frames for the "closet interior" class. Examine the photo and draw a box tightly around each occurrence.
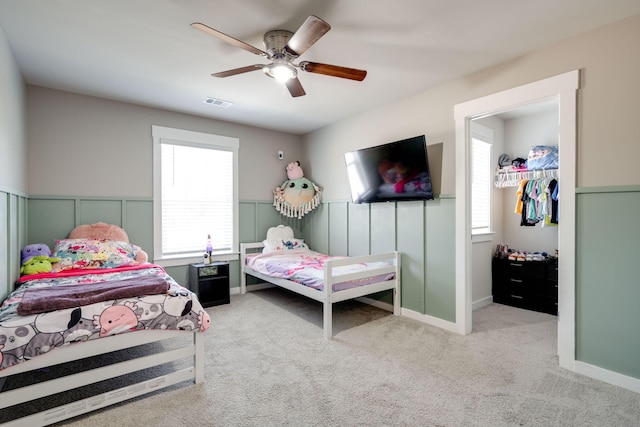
[473,100,559,316]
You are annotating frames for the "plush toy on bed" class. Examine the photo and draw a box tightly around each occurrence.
[273,161,322,219]
[67,222,148,263]
[20,243,61,275]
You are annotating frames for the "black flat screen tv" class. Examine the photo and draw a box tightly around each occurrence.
[344,135,434,204]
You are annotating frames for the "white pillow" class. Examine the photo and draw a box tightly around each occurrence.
[265,225,295,240]
[262,238,309,253]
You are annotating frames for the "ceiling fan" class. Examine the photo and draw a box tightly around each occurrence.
[191,15,367,97]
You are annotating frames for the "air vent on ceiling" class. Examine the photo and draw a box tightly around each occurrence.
[203,97,233,108]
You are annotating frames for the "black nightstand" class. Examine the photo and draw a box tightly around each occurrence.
[188,262,230,307]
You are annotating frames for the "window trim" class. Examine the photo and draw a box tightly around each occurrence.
[470,123,494,236]
[152,125,239,267]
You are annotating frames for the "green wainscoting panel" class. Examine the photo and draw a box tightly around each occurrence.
[8,195,20,290]
[328,202,348,256]
[27,198,76,248]
[256,202,293,239]
[1,192,28,301]
[425,198,456,322]
[229,259,240,290]
[396,201,426,313]
[27,198,154,257]
[18,195,27,250]
[79,199,123,226]
[123,200,153,259]
[302,203,329,254]
[348,203,371,256]
[165,265,188,287]
[1,193,8,300]
[370,203,397,254]
[576,191,640,379]
[23,196,459,324]
[239,202,258,243]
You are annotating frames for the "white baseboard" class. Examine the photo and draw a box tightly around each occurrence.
[231,282,274,295]
[473,296,493,311]
[356,296,394,312]
[400,307,459,333]
[574,360,640,394]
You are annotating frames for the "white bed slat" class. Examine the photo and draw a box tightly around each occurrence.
[1,345,195,409]
[326,265,396,285]
[0,330,188,378]
[329,279,398,303]
[2,368,195,427]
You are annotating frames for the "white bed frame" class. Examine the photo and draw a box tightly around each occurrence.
[0,330,204,426]
[240,235,401,339]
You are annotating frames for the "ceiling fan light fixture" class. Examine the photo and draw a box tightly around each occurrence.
[263,61,297,83]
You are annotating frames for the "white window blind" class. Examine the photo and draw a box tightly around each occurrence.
[471,132,492,234]
[152,126,238,264]
[161,143,233,255]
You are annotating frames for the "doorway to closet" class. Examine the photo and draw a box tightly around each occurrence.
[471,101,559,316]
[454,70,580,371]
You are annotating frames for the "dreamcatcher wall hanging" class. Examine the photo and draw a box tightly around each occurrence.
[273,161,322,219]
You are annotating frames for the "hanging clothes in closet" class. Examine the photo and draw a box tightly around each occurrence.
[514,178,558,226]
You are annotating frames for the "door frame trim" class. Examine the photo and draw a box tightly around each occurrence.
[454,69,579,370]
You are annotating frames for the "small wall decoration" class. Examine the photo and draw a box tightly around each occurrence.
[273,161,322,219]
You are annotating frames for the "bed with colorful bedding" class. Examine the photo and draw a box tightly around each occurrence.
[240,225,400,339]
[0,233,210,427]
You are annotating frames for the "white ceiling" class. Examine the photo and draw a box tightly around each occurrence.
[1,1,639,135]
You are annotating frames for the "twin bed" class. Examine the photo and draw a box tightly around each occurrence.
[0,228,210,426]
[1,223,400,425]
[241,225,401,339]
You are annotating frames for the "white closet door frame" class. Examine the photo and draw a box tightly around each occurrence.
[454,70,579,371]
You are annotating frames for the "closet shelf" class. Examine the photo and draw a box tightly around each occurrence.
[495,168,558,188]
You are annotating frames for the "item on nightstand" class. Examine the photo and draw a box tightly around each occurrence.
[273,160,322,219]
[206,234,213,263]
[20,243,61,275]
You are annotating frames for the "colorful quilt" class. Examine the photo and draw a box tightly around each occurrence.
[0,265,210,372]
[246,249,395,291]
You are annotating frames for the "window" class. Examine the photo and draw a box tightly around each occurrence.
[471,123,493,235]
[152,126,239,266]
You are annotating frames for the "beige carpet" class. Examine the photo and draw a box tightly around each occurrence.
[45,287,640,426]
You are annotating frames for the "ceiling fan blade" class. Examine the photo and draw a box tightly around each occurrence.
[299,61,367,81]
[285,78,306,97]
[284,15,331,57]
[191,22,267,57]
[212,65,264,78]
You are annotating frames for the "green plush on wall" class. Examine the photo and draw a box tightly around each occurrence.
[273,161,322,219]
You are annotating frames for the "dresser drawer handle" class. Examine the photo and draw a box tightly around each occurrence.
[509,263,522,267]
[510,279,523,283]
[511,295,524,299]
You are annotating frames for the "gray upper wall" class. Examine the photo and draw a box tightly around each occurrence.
[0,24,26,195]
[304,13,640,199]
[26,86,303,200]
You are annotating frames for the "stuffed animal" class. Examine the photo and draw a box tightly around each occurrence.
[20,243,61,275]
[273,161,322,219]
[68,222,148,263]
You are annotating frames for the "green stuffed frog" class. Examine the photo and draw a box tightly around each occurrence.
[20,243,61,275]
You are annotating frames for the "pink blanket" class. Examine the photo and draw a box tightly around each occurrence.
[17,275,169,316]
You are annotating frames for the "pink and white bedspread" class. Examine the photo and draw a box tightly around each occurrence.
[0,264,210,372]
[246,249,395,291]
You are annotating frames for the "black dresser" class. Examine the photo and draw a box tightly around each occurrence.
[492,257,557,315]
